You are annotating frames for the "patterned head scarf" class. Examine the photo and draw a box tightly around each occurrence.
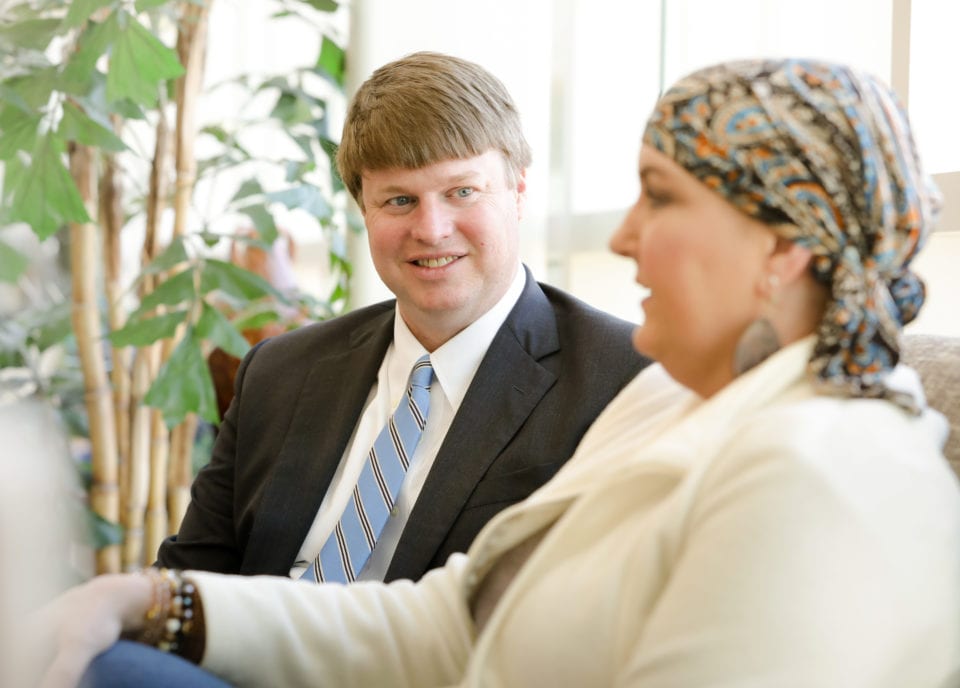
[644,59,941,411]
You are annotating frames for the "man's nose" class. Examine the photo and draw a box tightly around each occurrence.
[411,198,453,243]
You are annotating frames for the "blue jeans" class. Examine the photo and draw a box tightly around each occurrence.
[79,640,233,688]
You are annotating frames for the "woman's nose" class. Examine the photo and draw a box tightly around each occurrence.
[609,207,639,258]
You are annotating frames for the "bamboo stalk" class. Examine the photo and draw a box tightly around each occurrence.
[69,143,121,574]
[172,1,211,238]
[127,103,172,569]
[123,344,160,570]
[167,413,198,533]
[137,101,174,565]
[157,0,214,540]
[99,140,132,522]
[144,408,171,562]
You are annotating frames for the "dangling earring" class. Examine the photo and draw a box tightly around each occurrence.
[733,274,782,376]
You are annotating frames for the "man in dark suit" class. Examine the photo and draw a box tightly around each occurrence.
[157,51,648,582]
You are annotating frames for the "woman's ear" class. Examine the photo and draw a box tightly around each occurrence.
[767,235,814,286]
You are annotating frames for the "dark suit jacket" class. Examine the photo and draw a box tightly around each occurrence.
[157,269,649,581]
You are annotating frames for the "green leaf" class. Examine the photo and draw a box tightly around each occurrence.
[131,269,196,319]
[196,302,250,358]
[88,510,124,549]
[109,309,188,346]
[0,152,26,209]
[8,135,92,240]
[256,75,289,93]
[315,36,345,87]
[291,133,316,160]
[347,212,365,235]
[135,0,173,10]
[196,151,242,179]
[285,159,316,183]
[27,301,74,350]
[232,309,280,332]
[200,259,279,302]
[106,10,184,108]
[197,231,221,248]
[109,97,146,120]
[329,163,344,193]
[59,101,127,152]
[318,135,339,160]
[3,68,59,110]
[267,184,331,220]
[0,239,29,283]
[143,237,189,274]
[302,0,339,12]
[145,333,218,426]
[0,112,39,160]
[240,203,278,244]
[329,226,348,261]
[0,18,61,51]
[230,178,264,204]
[269,90,313,125]
[63,0,117,29]
[61,16,118,96]
[200,123,230,144]
[0,84,33,113]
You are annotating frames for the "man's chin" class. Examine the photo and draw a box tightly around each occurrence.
[400,294,481,325]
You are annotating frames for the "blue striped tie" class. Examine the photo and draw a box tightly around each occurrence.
[302,355,434,583]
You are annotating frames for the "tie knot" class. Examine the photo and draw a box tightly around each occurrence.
[408,355,433,391]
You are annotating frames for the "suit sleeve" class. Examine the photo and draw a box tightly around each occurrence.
[192,554,474,688]
[154,343,264,572]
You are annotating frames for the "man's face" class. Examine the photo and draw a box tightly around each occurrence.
[361,150,525,350]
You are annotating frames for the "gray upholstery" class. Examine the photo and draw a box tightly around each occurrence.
[902,333,960,478]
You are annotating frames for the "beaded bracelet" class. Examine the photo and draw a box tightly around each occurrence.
[139,568,198,655]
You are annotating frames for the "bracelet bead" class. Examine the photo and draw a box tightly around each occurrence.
[138,569,198,656]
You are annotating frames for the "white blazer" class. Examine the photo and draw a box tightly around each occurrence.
[192,338,960,687]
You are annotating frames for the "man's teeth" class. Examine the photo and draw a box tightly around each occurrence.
[416,256,457,268]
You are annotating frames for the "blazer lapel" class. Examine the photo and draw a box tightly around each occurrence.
[241,310,395,575]
[386,272,560,579]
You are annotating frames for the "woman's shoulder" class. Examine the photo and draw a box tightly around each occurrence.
[709,374,958,512]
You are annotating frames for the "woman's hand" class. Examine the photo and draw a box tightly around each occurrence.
[33,573,153,688]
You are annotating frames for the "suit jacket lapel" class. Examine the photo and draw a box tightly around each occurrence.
[386,272,560,579]
[242,309,395,575]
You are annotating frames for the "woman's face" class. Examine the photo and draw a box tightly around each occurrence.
[609,145,776,397]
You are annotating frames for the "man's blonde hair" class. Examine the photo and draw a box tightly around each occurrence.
[337,51,532,209]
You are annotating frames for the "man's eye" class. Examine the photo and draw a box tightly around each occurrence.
[387,196,414,207]
[454,187,474,198]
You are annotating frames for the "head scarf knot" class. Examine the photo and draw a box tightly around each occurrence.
[644,59,941,411]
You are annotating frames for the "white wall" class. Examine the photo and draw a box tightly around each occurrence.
[333,0,958,334]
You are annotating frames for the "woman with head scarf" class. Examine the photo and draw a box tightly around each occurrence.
[43,58,960,688]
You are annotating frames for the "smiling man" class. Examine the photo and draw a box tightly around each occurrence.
[156,51,649,583]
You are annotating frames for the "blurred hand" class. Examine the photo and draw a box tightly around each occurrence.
[32,573,153,688]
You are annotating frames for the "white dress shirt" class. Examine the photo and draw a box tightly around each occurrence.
[289,265,526,580]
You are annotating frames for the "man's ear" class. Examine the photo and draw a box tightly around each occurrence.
[515,168,528,219]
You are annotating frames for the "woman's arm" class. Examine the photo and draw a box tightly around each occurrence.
[192,554,474,688]
[37,552,474,688]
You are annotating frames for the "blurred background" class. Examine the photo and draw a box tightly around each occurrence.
[248,0,957,335]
